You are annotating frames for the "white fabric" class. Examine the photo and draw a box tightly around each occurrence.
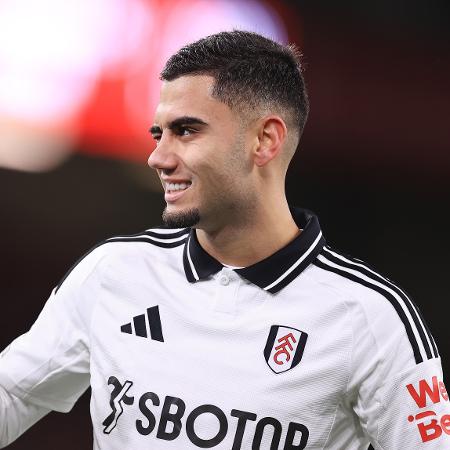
[0,235,447,449]
[0,384,49,447]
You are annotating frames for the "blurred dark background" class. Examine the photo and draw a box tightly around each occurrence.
[0,0,449,448]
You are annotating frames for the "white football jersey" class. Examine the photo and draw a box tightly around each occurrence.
[0,208,448,449]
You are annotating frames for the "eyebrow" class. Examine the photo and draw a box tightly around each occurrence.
[149,116,208,135]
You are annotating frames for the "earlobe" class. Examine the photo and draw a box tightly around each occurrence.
[254,116,287,167]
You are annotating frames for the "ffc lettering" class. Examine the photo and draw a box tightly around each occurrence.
[103,376,310,449]
[274,333,297,365]
[406,375,450,443]
[264,325,308,374]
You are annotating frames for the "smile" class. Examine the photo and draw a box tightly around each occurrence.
[166,182,191,192]
[164,181,192,202]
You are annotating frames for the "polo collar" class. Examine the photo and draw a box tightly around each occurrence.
[182,207,325,294]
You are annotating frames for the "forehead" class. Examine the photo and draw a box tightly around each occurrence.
[154,75,233,125]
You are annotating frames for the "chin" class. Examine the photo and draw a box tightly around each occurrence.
[162,207,200,228]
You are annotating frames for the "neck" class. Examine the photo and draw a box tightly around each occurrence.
[196,199,300,267]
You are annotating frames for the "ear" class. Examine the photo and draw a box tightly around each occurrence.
[253,115,287,167]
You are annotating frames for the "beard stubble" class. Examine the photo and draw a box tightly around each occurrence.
[162,207,201,228]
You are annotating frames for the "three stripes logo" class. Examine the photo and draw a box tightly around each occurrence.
[121,305,164,342]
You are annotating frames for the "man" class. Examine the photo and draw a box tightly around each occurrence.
[0,30,448,449]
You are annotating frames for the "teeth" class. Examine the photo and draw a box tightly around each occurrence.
[166,182,190,192]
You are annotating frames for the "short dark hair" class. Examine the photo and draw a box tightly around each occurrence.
[161,30,309,138]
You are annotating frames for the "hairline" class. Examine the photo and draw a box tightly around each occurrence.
[161,71,299,138]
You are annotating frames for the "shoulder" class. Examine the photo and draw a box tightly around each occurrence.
[104,227,190,249]
[309,245,439,365]
[55,227,190,294]
[310,245,408,306]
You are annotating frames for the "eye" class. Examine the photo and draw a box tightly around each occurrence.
[175,126,196,137]
[149,126,162,144]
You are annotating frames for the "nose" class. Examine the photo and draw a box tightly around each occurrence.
[147,136,177,173]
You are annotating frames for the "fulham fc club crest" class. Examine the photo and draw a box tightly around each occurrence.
[264,325,308,374]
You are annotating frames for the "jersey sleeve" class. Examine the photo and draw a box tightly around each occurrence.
[348,287,450,449]
[0,245,107,413]
[0,385,50,448]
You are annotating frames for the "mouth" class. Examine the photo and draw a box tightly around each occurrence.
[164,181,192,203]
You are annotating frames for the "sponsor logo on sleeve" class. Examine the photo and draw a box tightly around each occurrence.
[406,375,450,443]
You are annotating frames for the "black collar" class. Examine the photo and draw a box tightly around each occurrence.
[182,207,325,294]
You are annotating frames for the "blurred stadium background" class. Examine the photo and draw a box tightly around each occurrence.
[0,0,449,447]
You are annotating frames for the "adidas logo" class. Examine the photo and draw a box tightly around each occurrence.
[121,305,164,342]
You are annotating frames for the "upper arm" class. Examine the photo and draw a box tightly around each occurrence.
[349,288,449,449]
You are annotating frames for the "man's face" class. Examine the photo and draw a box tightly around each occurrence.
[149,75,256,231]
